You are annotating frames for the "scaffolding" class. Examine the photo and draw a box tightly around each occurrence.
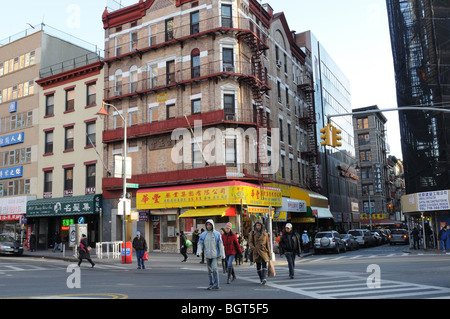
[386,0,450,193]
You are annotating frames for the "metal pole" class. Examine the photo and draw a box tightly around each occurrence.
[123,115,128,263]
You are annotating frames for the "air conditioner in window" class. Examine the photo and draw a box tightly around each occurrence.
[114,90,122,97]
[224,66,235,73]
[276,60,282,68]
[225,114,236,121]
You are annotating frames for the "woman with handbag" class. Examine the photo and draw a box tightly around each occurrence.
[78,234,95,268]
[222,222,242,284]
[248,219,272,285]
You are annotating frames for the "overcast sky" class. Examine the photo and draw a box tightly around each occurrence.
[0,0,402,159]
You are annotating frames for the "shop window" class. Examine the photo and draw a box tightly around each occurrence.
[161,215,177,243]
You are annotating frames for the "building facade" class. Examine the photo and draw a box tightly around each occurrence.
[387,0,450,244]
[295,30,358,231]
[0,25,98,248]
[100,0,329,252]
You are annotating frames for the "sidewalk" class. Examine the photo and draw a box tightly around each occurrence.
[403,247,450,255]
[22,248,313,267]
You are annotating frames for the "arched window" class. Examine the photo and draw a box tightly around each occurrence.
[191,49,200,78]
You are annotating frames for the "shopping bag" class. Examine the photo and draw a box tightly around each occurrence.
[143,251,149,261]
[268,260,276,277]
[185,239,193,248]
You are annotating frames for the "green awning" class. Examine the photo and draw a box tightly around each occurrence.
[26,194,102,218]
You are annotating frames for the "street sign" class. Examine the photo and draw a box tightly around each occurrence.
[126,183,139,189]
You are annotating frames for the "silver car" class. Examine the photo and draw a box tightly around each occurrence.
[389,229,409,245]
[314,231,346,254]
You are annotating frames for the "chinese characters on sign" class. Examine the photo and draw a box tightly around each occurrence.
[0,166,23,180]
[0,132,24,148]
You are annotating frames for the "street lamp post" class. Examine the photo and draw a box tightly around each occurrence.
[98,102,128,262]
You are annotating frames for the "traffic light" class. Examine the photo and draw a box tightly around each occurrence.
[331,125,342,147]
[320,124,332,147]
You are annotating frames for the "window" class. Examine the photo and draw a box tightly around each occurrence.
[45,94,54,116]
[191,49,200,78]
[223,48,234,72]
[361,167,373,179]
[289,158,293,180]
[279,119,284,142]
[192,99,201,114]
[130,32,138,51]
[284,53,287,73]
[166,60,175,85]
[281,155,285,178]
[224,94,235,119]
[65,89,75,112]
[287,123,291,145]
[166,104,175,120]
[65,126,74,151]
[357,117,369,129]
[64,168,73,197]
[44,170,53,194]
[114,70,123,96]
[192,142,202,168]
[362,184,374,196]
[87,83,96,106]
[148,25,156,46]
[286,88,289,107]
[225,137,237,167]
[360,151,371,162]
[358,133,370,146]
[222,5,232,28]
[45,131,53,154]
[191,11,200,35]
[277,81,281,102]
[130,66,138,92]
[86,164,96,193]
[129,107,138,126]
[165,18,174,41]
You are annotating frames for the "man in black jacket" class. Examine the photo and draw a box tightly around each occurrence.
[132,231,148,269]
[279,223,301,279]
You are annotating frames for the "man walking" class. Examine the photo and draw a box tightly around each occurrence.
[132,231,148,269]
[196,219,225,290]
[279,223,301,279]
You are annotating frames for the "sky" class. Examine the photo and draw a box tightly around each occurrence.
[0,0,402,159]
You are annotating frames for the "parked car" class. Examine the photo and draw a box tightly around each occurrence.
[0,234,23,256]
[370,231,382,245]
[341,234,359,251]
[348,229,375,247]
[376,229,389,244]
[314,231,346,254]
[389,229,410,245]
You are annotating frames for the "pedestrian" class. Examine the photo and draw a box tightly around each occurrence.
[179,231,188,262]
[196,219,225,290]
[279,223,301,279]
[412,227,420,249]
[192,229,199,256]
[301,230,310,253]
[438,225,448,252]
[220,228,226,273]
[132,231,148,269]
[78,234,95,268]
[235,233,243,266]
[243,236,249,262]
[29,232,36,252]
[199,228,205,264]
[248,219,272,285]
[222,222,242,284]
[53,231,62,252]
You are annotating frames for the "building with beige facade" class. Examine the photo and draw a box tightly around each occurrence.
[100,0,328,251]
[0,25,98,248]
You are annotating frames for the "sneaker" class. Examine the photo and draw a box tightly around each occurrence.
[211,286,220,290]
[137,266,141,269]
[206,285,213,290]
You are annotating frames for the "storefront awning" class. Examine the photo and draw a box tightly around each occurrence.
[178,206,236,219]
[265,183,328,208]
[312,207,333,219]
[26,195,102,218]
[137,181,282,210]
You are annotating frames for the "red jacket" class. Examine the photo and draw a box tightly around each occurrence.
[222,232,242,256]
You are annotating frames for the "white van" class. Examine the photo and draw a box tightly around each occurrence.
[348,229,373,247]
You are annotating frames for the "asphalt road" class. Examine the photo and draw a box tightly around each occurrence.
[1,243,449,301]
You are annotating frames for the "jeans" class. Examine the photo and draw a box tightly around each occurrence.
[53,243,62,252]
[440,240,447,251]
[226,255,235,269]
[285,251,296,277]
[136,250,145,268]
[206,258,219,287]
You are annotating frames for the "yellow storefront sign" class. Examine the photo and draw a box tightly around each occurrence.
[137,181,282,210]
